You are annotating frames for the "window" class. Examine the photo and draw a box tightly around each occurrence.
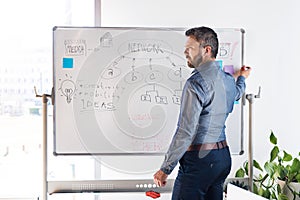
[0,0,94,197]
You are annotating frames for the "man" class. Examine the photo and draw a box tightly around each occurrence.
[153,26,251,200]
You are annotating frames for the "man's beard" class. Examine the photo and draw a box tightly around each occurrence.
[186,54,203,68]
[187,61,195,68]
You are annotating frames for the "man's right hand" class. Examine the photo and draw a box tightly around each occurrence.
[233,65,252,78]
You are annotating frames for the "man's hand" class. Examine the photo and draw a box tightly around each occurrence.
[233,65,252,78]
[153,170,168,187]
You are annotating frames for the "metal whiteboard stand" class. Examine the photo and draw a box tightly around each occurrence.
[34,87,174,200]
[245,86,261,192]
[35,87,53,200]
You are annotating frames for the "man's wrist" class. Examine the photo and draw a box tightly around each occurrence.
[237,75,246,81]
[160,167,172,175]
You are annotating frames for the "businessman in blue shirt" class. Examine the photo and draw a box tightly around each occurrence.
[153,26,251,200]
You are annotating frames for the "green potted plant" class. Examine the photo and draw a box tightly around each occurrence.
[235,131,300,200]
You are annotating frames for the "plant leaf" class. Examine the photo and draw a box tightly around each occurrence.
[295,173,300,182]
[263,188,271,198]
[277,164,288,180]
[243,161,249,176]
[235,168,245,177]
[278,193,289,200]
[258,186,264,196]
[253,160,263,171]
[271,191,277,199]
[270,146,279,162]
[282,151,292,162]
[264,161,276,178]
[277,184,282,193]
[290,158,300,173]
[253,183,258,195]
[270,131,277,145]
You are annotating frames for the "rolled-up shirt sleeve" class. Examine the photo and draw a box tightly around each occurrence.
[160,80,204,175]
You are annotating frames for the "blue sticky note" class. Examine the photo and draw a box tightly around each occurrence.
[63,58,73,69]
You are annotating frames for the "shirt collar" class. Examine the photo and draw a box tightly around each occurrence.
[194,61,219,73]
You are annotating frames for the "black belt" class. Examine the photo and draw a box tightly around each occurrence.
[187,140,228,151]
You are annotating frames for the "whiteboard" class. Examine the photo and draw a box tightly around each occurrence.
[53,27,245,155]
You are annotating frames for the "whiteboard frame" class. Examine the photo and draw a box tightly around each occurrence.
[53,26,245,156]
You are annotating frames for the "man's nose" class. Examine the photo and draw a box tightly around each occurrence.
[184,49,188,55]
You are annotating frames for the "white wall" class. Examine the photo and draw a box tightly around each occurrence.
[101,0,300,176]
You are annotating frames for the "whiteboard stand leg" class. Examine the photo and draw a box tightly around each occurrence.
[35,87,53,200]
[245,86,261,192]
[42,94,48,200]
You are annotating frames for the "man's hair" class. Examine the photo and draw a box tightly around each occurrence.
[185,26,219,58]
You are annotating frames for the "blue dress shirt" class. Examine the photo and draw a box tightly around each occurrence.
[160,61,246,175]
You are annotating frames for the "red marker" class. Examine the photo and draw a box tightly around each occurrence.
[242,66,250,70]
[146,191,161,199]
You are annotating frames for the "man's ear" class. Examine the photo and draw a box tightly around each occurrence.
[205,46,212,54]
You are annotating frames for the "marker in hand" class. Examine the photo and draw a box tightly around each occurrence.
[242,66,251,71]
[240,65,251,78]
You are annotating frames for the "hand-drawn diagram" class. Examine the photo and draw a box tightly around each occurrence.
[57,29,192,154]
[58,74,76,104]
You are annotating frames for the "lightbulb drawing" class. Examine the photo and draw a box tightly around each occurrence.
[59,79,76,103]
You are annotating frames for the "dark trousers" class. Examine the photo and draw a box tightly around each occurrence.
[171,147,231,200]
